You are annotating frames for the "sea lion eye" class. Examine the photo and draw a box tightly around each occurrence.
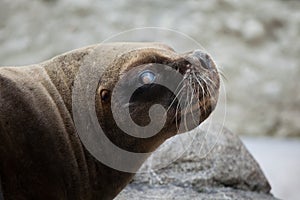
[139,70,156,85]
[100,89,110,102]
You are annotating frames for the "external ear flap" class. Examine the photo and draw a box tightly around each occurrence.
[100,89,110,102]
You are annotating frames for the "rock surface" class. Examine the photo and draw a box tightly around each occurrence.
[115,125,279,200]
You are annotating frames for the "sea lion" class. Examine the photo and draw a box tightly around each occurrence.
[0,42,220,200]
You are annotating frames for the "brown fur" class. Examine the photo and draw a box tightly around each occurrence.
[0,43,219,200]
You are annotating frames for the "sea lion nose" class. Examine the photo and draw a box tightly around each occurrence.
[191,50,213,70]
[178,50,214,74]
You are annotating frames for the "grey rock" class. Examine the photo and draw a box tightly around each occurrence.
[115,125,279,200]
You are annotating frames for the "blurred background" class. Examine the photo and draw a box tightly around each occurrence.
[0,0,299,199]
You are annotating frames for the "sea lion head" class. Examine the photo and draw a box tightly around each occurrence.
[94,43,220,152]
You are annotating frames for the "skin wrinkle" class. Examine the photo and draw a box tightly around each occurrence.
[43,59,92,199]
[0,67,89,199]
[43,64,84,163]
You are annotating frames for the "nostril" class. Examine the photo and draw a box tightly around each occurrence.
[176,50,214,75]
[178,63,190,74]
[192,50,212,70]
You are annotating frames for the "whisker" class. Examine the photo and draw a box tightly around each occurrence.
[197,72,217,88]
[198,77,215,104]
[203,77,217,103]
[187,77,198,125]
[182,81,191,131]
[204,75,217,88]
[175,92,184,129]
[193,72,207,116]
[215,67,227,81]
[165,77,186,114]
